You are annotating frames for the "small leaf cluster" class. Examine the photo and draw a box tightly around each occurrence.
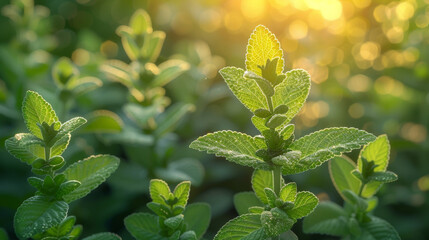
[100,9,203,189]
[52,57,102,105]
[124,179,210,240]
[5,90,120,239]
[303,135,400,239]
[190,25,377,239]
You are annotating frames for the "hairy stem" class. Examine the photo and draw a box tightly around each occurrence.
[44,146,51,161]
[273,165,281,195]
[267,95,274,112]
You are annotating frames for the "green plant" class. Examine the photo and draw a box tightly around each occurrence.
[5,90,120,239]
[303,134,400,239]
[124,179,211,240]
[101,9,204,190]
[190,25,377,239]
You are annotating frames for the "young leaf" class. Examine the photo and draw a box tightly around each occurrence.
[280,182,297,202]
[246,25,284,77]
[329,156,361,200]
[130,9,152,35]
[358,134,390,172]
[124,213,161,240]
[183,203,211,239]
[149,179,170,205]
[5,133,44,164]
[252,169,274,204]
[51,134,71,157]
[173,181,191,207]
[214,213,267,240]
[81,232,122,240]
[164,214,184,230]
[142,31,165,62]
[154,103,194,138]
[367,171,398,183]
[303,201,348,236]
[14,196,68,239]
[284,128,376,175]
[62,155,120,202]
[124,103,159,128]
[100,60,133,88]
[22,91,59,139]
[261,208,296,237]
[233,192,264,215]
[151,59,190,87]
[190,130,269,170]
[219,67,268,112]
[49,117,86,146]
[360,216,400,240]
[264,188,277,207]
[272,69,311,128]
[287,191,318,219]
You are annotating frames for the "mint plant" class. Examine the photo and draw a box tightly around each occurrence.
[190,25,376,239]
[101,9,204,189]
[5,90,120,239]
[124,179,210,240]
[303,135,400,239]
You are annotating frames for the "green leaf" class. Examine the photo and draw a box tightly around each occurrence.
[272,69,311,128]
[220,67,268,112]
[51,133,71,157]
[100,60,133,88]
[55,216,76,237]
[164,214,184,230]
[151,59,190,87]
[214,213,267,240]
[285,128,376,175]
[252,169,274,204]
[150,179,170,205]
[118,29,140,60]
[67,77,103,95]
[261,208,295,237]
[329,156,361,200]
[368,171,398,183]
[49,117,86,146]
[142,31,165,62]
[279,230,298,240]
[246,25,284,77]
[124,213,162,240]
[266,114,287,129]
[287,191,318,219]
[280,182,297,202]
[154,103,194,137]
[62,155,120,202]
[5,133,44,164]
[233,192,263,215]
[360,216,400,240]
[254,109,271,118]
[264,188,277,207]
[302,201,348,236]
[183,203,211,239]
[342,190,368,211]
[52,57,78,87]
[280,124,294,140]
[81,232,122,240]
[130,9,152,34]
[0,228,8,240]
[358,134,390,173]
[155,158,205,186]
[14,196,68,239]
[81,110,123,133]
[22,91,59,139]
[173,181,191,207]
[190,130,269,170]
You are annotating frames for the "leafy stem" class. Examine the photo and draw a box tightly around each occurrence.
[273,166,281,195]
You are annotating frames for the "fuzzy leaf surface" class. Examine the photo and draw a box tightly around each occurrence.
[220,67,267,112]
[183,203,211,239]
[287,191,318,219]
[246,25,284,76]
[214,213,267,240]
[62,155,120,202]
[190,130,269,170]
[5,133,44,164]
[22,91,59,139]
[14,196,68,239]
[359,216,400,240]
[285,128,376,175]
[124,213,162,240]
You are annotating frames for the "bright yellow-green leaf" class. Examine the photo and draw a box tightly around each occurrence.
[246,25,284,77]
[358,134,390,172]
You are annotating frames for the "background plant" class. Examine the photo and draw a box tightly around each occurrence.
[5,90,120,239]
[190,25,376,239]
[124,179,210,240]
[303,134,400,239]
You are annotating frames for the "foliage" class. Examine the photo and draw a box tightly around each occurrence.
[124,179,211,240]
[5,90,119,239]
[190,25,376,239]
[303,135,400,239]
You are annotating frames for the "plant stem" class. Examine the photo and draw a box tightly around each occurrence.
[267,95,274,112]
[273,166,281,195]
[358,181,366,197]
[45,146,51,161]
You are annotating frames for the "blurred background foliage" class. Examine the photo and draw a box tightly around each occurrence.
[0,0,428,239]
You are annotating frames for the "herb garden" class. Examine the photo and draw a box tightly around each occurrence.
[1,0,428,239]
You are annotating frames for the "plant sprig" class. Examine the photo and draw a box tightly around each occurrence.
[190,25,376,239]
[5,90,120,239]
